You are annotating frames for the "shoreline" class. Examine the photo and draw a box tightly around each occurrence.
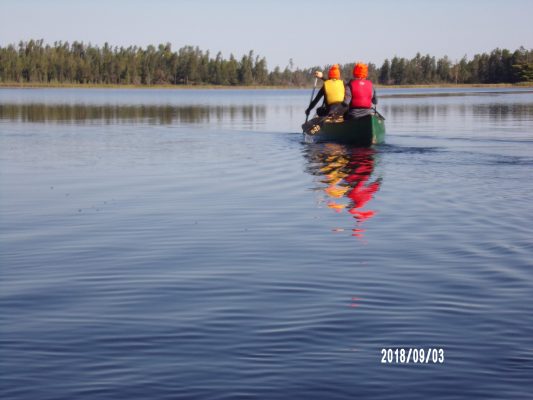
[1,82,532,90]
[0,82,297,90]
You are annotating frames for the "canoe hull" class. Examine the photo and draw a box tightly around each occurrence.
[304,114,386,146]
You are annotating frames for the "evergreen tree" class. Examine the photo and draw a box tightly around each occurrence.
[238,51,254,85]
[226,54,239,85]
[379,59,391,84]
[436,56,452,82]
[390,56,405,85]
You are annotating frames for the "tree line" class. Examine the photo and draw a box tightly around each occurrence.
[0,40,531,86]
[371,47,532,84]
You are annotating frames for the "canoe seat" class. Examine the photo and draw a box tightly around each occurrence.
[323,115,344,124]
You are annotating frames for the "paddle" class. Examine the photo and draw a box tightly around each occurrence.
[373,106,386,120]
[305,77,318,124]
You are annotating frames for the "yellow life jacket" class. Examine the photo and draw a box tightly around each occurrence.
[323,79,345,105]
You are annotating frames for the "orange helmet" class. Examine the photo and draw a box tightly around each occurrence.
[328,64,341,79]
[353,62,368,79]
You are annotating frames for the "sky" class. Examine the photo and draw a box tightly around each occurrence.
[1,0,532,70]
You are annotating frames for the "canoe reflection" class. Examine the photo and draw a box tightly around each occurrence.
[305,143,382,238]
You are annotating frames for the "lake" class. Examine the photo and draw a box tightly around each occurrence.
[1,87,533,399]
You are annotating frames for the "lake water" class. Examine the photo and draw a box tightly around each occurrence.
[1,87,533,399]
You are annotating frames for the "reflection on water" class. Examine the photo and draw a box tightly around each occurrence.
[2,88,533,399]
[381,102,533,120]
[304,143,382,238]
[380,100,533,140]
[378,88,533,99]
[0,103,266,125]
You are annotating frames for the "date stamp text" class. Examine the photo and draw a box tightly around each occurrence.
[381,348,444,364]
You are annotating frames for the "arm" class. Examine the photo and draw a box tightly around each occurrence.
[343,81,352,107]
[372,88,377,105]
[306,87,325,114]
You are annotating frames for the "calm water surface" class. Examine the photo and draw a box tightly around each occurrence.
[1,88,533,399]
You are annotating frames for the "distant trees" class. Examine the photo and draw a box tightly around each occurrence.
[375,48,533,85]
[0,40,297,86]
[0,40,531,86]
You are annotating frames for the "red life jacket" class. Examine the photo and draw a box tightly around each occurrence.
[349,79,373,108]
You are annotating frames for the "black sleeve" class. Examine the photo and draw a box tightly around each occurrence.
[372,88,377,105]
[343,81,352,106]
[307,87,325,111]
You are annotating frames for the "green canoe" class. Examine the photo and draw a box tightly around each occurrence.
[303,114,386,146]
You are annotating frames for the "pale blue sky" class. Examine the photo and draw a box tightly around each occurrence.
[1,0,532,69]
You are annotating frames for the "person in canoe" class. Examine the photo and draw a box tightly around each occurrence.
[343,62,377,120]
[305,64,347,119]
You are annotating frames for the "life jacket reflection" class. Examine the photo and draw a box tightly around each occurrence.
[349,79,373,108]
[323,79,345,105]
[307,144,381,238]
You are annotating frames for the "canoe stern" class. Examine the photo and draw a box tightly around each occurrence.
[303,114,386,146]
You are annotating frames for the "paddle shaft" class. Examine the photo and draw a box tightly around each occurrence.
[373,106,386,120]
[305,77,318,124]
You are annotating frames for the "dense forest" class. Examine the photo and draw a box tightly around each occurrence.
[0,40,532,86]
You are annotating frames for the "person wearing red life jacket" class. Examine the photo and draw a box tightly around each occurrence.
[342,62,377,120]
[305,64,347,118]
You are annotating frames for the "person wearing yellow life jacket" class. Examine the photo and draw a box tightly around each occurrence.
[343,62,377,120]
[305,64,346,118]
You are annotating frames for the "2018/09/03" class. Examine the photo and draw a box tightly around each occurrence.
[381,348,445,364]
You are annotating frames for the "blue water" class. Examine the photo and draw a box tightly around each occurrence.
[1,88,533,399]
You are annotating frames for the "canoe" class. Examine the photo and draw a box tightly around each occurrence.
[303,114,386,146]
